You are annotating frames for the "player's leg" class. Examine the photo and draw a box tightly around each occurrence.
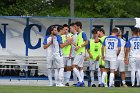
[47,60,53,86]
[72,55,83,83]
[71,57,77,84]
[101,61,109,87]
[129,58,136,87]
[55,55,64,86]
[136,72,139,87]
[109,61,116,87]
[65,58,72,86]
[119,60,127,87]
[136,60,140,87]
[89,60,95,87]
[63,57,67,84]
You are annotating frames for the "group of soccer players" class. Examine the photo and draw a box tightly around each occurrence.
[43,21,140,87]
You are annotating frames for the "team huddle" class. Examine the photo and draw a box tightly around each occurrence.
[43,21,140,87]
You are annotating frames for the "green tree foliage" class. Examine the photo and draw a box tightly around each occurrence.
[0,0,140,18]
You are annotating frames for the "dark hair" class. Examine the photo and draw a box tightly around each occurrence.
[63,24,68,28]
[92,28,98,34]
[46,25,56,36]
[70,23,75,26]
[75,21,82,29]
[132,27,139,34]
[100,28,105,34]
[112,27,119,33]
[57,25,63,32]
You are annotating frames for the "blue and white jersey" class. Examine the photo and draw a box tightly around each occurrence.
[43,35,53,59]
[102,35,121,61]
[71,33,77,57]
[53,35,63,56]
[125,36,140,59]
[118,39,126,60]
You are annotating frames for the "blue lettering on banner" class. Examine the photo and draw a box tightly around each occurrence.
[23,24,41,49]
[0,24,8,48]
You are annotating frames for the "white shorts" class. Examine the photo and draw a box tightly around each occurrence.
[73,54,84,67]
[115,60,125,72]
[54,55,64,68]
[128,58,140,71]
[89,60,99,71]
[46,59,54,69]
[105,60,116,70]
[63,57,72,67]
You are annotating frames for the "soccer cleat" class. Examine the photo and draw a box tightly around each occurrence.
[98,84,101,87]
[75,81,85,87]
[100,83,105,87]
[65,83,69,86]
[92,84,96,87]
[122,84,128,87]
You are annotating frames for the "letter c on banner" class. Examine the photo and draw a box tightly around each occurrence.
[23,24,41,49]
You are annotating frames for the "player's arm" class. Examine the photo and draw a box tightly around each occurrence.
[117,39,121,56]
[43,36,53,49]
[124,40,131,65]
[69,45,72,59]
[86,41,93,59]
[101,45,105,60]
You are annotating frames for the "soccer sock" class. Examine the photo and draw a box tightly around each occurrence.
[73,72,77,83]
[102,72,107,84]
[79,70,84,81]
[98,68,102,84]
[109,73,114,87]
[136,71,139,86]
[64,72,67,84]
[131,71,135,86]
[90,71,95,85]
[48,69,52,85]
[58,68,64,84]
[54,69,59,84]
[66,71,71,83]
[137,70,140,86]
[73,68,82,82]
[122,80,126,85]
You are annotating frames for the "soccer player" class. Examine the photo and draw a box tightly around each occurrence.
[116,29,127,87]
[43,26,54,86]
[87,28,101,87]
[72,21,88,87]
[97,28,107,87]
[52,25,71,86]
[61,24,72,86]
[102,28,121,87]
[124,27,140,87]
[69,23,78,84]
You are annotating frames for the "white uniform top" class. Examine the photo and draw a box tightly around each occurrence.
[52,34,63,56]
[71,33,77,57]
[102,35,121,61]
[125,36,140,59]
[118,38,126,60]
[43,35,53,59]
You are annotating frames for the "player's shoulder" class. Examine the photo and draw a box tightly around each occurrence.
[128,36,140,41]
[44,35,51,39]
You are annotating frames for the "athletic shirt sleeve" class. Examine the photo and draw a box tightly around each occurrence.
[43,36,49,45]
[118,38,121,47]
[82,32,87,41]
[125,39,131,48]
[102,38,106,46]
[57,35,63,45]
[86,40,90,49]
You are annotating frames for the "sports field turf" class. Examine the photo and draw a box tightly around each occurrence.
[0,86,140,93]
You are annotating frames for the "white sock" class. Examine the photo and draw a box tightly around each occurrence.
[131,71,135,86]
[58,68,64,84]
[136,72,139,86]
[109,73,114,87]
[73,68,82,82]
[66,71,71,83]
[54,69,59,84]
[98,68,102,84]
[73,72,77,83]
[90,71,95,85]
[79,70,84,81]
[138,70,140,86]
[122,80,126,85]
[48,69,52,85]
[102,72,107,84]
[64,72,67,84]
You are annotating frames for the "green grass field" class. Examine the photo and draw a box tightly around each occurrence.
[0,86,140,93]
